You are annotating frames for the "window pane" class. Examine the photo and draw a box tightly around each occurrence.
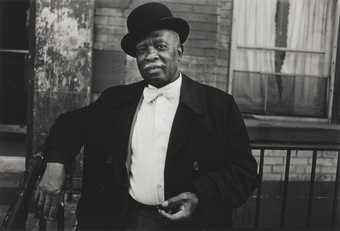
[0,0,28,50]
[0,54,27,124]
[232,0,334,118]
[232,72,327,117]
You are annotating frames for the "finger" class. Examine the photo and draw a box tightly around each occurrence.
[48,193,63,220]
[34,190,41,217]
[159,208,187,221]
[43,194,53,219]
[37,190,46,216]
[34,186,40,204]
[162,193,186,207]
[47,204,58,221]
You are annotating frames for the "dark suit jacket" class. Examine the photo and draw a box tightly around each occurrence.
[44,75,258,230]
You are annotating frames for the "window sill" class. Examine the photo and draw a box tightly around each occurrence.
[245,117,340,146]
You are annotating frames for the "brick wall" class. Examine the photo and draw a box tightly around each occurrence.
[92,0,233,94]
[252,149,339,182]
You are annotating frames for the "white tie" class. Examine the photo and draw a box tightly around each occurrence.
[143,86,176,103]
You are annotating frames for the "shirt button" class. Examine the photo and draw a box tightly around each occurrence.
[193,161,200,171]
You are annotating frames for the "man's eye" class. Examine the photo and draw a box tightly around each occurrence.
[156,44,167,50]
[136,47,146,54]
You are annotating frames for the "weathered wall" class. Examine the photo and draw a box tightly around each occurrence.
[33,0,94,151]
[92,0,233,96]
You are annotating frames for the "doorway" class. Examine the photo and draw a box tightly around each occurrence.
[0,0,29,157]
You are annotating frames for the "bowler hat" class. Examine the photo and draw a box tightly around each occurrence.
[121,2,190,57]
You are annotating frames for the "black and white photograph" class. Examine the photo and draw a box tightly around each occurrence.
[0,0,339,230]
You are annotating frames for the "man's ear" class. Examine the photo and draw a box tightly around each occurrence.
[177,44,184,57]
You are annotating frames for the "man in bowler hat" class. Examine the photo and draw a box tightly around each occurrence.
[35,2,258,230]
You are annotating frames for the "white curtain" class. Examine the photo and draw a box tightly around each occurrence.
[233,0,277,111]
[280,0,334,115]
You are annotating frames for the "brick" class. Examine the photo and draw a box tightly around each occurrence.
[263,173,283,181]
[290,158,309,166]
[297,165,309,173]
[193,5,217,15]
[316,158,336,167]
[95,8,123,17]
[320,166,337,174]
[265,149,287,156]
[263,166,272,173]
[188,31,217,41]
[272,166,284,173]
[163,2,193,13]
[189,22,218,32]
[289,174,309,181]
[315,173,334,182]
[95,0,130,8]
[181,56,216,65]
[296,150,313,157]
[319,151,338,158]
[94,15,108,25]
[187,40,217,49]
[95,33,109,42]
[185,47,218,57]
[264,157,284,165]
[95,26,125,36]
[176,12,217,23]
[106,16,125,26]
[161,0,217,6]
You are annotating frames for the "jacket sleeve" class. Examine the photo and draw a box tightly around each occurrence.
[43,103,94,168]
[193,96,259,209]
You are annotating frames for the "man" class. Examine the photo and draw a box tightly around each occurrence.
[35,2,258,230]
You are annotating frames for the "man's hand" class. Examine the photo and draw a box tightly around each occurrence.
[158,192,199,221]
[34,162,65,221]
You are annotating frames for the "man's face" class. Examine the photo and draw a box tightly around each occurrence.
[135,29,183,88]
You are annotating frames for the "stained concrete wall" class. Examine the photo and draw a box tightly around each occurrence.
[33,0,94,151]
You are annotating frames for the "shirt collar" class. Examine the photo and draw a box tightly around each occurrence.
[147,73,182,92]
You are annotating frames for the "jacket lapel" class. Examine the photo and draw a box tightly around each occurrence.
[103,81,145,182]
[165,75,206,163]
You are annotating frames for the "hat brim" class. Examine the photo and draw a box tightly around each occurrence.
[121,17,189,57]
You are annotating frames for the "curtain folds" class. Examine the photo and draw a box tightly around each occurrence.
[232,0,334,116]
[233,0,277,113]
[280,0,334,115]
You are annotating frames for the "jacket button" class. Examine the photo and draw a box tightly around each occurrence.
[97,184,105,192]
[193,161,199,171]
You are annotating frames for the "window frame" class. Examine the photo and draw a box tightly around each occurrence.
[229,0,340,123]
[228,0,340,144]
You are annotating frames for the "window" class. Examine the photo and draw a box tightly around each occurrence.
[229,0,339,120]
[0,0,29,156]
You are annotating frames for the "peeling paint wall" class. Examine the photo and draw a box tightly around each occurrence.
[33,0,94,151]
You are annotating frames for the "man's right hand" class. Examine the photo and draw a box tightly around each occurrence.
[34,162,66,220]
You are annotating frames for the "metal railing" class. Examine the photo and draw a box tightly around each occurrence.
[37,143,340,230]
[247,143,340,229]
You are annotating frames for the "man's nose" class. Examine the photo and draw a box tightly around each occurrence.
[145,47,159,60]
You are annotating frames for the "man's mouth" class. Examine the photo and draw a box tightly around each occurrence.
[143,65,164,72]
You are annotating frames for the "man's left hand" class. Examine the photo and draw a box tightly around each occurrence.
[158,192,199,221]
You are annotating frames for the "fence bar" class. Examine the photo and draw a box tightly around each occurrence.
[331,150,340,227]
[306,150,318,227]
[57,201,65,231]
[254,148,264,228]
[280,149,291,228]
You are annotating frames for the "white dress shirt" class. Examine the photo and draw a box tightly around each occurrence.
[129,75,182,205]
